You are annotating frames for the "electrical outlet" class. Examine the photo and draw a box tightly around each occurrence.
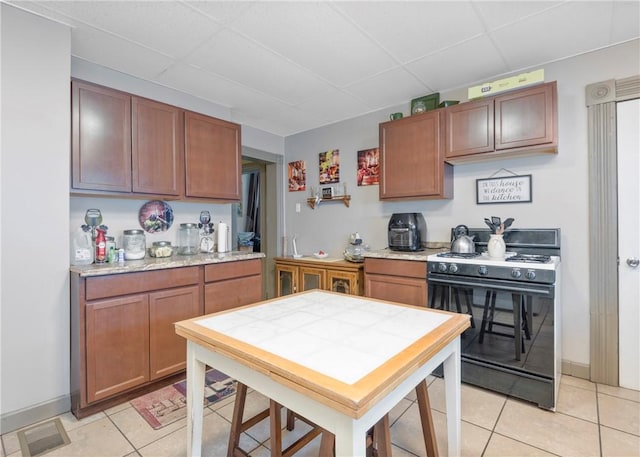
[295,203,301,213]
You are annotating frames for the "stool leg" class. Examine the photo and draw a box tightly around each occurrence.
[512,294,522,361]
[318,432,334,457]
[372,414,392,457]
[286,409,295,431]
[464,288,475,328]
[416,380,439,457]
[479,291,492,343]
[453,288,462,313]
[487,292,497,333]
[228,383,248,457]
[269,400,283,457]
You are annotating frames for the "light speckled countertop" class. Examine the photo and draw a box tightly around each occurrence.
[70,251,265,277]
[363,244,449,262]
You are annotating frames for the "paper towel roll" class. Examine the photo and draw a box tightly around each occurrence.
[217,222,229,252]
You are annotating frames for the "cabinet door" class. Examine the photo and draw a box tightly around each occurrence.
[299,266,326,292]
[379,111,448,199]
[365,274,427,307]
[276,264,298,296]
[72,80,132,192]
[149,286,200,380]
[445,98,494,158]
[132,97,184,196]
[85,295,149,402]
[327,270,360,295]
[495,82,556,150]
[184,111,241,201]
[205,275,262,314]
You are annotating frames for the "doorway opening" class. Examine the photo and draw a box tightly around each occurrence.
[233,148,283,300]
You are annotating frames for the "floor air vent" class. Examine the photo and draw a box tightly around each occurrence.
[17,418,70,457]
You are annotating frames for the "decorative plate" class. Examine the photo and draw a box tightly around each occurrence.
[138,200,174,233]
[313,251,329,259]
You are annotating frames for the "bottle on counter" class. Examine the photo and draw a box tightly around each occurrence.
[70,227,94,265]
[95,228,107,264]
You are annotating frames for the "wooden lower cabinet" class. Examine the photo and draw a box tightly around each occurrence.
[85,294,149,403]
[149,286,200,380]
[364,258,427,307]
[275,257,363,296]
[204,259,263,314]
[71,259,263,418]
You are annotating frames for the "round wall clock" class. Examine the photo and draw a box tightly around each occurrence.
[138,200,174,233]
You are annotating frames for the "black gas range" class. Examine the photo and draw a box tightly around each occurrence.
[427,228,562,410]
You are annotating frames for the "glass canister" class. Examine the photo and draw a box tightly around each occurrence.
[123,229,146,260]
[178,223,199,255]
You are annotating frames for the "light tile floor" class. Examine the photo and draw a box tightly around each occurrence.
[1,375,638,457]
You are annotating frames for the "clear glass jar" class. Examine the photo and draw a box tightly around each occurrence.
[149,241,173,258]
[123,229,146,260]
[178,223,199,255]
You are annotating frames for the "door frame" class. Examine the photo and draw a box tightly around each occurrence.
[238,146,284,300]
[586,75,640,385]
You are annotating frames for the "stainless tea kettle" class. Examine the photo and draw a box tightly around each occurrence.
[451,225,476,254]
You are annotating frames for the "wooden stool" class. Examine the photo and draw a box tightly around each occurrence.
[234,378,439,457]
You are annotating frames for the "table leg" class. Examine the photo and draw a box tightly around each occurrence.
[186,341,206,457]
[334,423,366,457]
[443,339,461,457]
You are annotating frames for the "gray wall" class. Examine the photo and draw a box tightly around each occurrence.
[283,38,640,372]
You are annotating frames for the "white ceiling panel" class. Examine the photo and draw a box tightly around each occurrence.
[407,35,509,90]
[491,2,615,70]
[472,1,564,31]
[228,2,397,87]
[7,0,639,137]
[185,29,334,105]
[344,67,432,110]
[34,0,220,59]
[611,1,640,43]
[71,27,176,81]
[334,1,486,63]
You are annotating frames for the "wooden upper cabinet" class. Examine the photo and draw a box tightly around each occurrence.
[379,110,452,200]
[184,111,241,202]
[445,98,494,158]
[132,97,184,196]
[445,81,557,163]
[72,80,132,192]
[495,82,556,150]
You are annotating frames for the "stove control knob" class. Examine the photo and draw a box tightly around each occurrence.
[526,270,536,280]
[448,263,459,273]
[511,268,522,279]
[478,265,488,276]
[438,263,448,273]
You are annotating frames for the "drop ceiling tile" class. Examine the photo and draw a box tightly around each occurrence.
[294,88,373,126]
[232,106,324,137]
[344,67,432,112]
[71,27,175,81]
[472,1,564,31]
[154,63,256,109]
[407,35,508,92]
[611,1,640,43]
[185,29,334,105]
[228,2,397,87]
[334,1,485,63]
[34,1,220,59]
[184,1,257,26]
[490,2,614,70]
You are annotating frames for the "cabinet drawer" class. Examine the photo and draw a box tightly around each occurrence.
[364,258,426,279]
[205,275,263,314]
[86,266,200,300]
[205,259,262,282]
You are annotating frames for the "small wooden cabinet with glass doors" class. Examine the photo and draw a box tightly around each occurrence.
[275,257,364,297]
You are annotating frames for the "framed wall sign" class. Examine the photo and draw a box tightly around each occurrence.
[476,174,532,204]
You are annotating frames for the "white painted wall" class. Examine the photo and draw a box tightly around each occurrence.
[1,5,71,428]
[284,39,640,371]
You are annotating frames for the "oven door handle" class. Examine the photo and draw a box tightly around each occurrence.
[428,277,553,296]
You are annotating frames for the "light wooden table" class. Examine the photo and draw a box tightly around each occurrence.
[175,290,470,457]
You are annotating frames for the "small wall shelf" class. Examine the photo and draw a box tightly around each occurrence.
[307,195,351,209]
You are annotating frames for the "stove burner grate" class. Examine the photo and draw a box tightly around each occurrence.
[505,254,551,263]
[437,252,481,259]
